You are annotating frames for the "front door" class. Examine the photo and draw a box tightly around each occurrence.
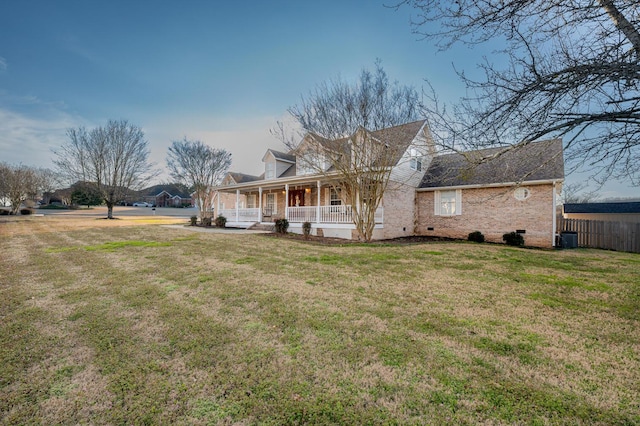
[289,189,305,207]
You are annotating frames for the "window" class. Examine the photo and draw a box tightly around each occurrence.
[266,193,276,213]
[330,188,341,206]
[265,162,275,179]
[297,154,320,175]
[514,187,531,201]
[246,194,256,209]
[409,148,422,171]
[434,189,461,216]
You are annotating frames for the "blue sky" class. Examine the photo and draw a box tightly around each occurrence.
[1,0,638,198]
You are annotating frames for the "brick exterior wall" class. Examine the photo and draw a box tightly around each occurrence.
[381,183,416,239]
[416,184,557,247]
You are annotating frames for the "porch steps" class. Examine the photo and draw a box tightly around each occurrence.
[247,222,275,232]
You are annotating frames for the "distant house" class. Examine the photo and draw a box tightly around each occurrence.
[213,120,565,247]
[563,202,640,223]
[143,184,193,207]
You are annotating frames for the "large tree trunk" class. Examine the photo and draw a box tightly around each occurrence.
[106,202,114,219]
[599,0,640,55]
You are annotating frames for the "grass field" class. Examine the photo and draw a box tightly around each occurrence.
[1,217,639,424]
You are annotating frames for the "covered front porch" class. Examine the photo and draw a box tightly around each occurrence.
[215,180,383,229]
[219,204,384,225]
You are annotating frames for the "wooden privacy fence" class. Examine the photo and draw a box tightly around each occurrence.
[560,218,640,253]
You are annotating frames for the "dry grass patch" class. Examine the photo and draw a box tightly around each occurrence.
[1,216,638,424]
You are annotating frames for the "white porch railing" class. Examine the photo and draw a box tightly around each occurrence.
[219,208,260,222]
[288,205,384,224]
[287,206,318,223]
[219,205,383,224]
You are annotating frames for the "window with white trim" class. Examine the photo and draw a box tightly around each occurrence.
[434,189,462,216]
[265,162,275,179]
[246,194,256,209]
[330,188,342,206]
[297,153,324,175]
[514,187,531,201]
[266,193,276,213]
[409,148,422,171]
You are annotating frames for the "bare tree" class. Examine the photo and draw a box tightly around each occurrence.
[166,138,231,221]
[0,163,42,214]
[282,60,420,141]
[396,0,640,186]
[302,128,413,241]
[36,167,62,205]
[0,163,8,207]
[54,120,154,219]
[277,61,422,241]
[561,182,601,204]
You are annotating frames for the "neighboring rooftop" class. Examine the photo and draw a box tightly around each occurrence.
[563,202,640,214]
[420,139,564,188]
[144,184,192,198]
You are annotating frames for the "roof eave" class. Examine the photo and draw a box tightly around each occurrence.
[213,171,342,191]
[417,178,563,192]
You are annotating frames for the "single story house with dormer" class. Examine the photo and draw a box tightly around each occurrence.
[143,184,193,207]
[212,120,564,247]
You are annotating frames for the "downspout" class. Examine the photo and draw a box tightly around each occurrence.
[552,180,557,247]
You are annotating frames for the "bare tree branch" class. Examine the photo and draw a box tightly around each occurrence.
[396,0,640,186]
[54,120,155,219]
[277,61,422,241]
[166,138,232,221]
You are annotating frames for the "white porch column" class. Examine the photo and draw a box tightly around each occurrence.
[235,189,240,222]
[316,180,321,224]
[258,187,263,222]
[285,184,289,220]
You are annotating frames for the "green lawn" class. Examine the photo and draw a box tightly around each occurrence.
[1,218,639,424]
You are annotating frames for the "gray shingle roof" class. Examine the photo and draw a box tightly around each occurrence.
[269,150,296,163]
[419,139,564,188]
[370,120,426,165]
[563,202,640,214]
[144,184,192,198]
[228,172,261,184]
[307,120,427,167]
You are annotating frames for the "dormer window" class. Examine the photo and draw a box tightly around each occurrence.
[297,153,327,175]
[410,148,422,171]
[297,154,315,176]
[265,162,275,179]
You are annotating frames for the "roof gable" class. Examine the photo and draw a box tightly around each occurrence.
[301,120,428,168]
[262,149,296,163]
[420,139,564,188]
[370,120,426,165]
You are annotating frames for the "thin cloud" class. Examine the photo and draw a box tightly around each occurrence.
[0,105,86,169]
[0,56,7,71]
[57,33,100,64]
